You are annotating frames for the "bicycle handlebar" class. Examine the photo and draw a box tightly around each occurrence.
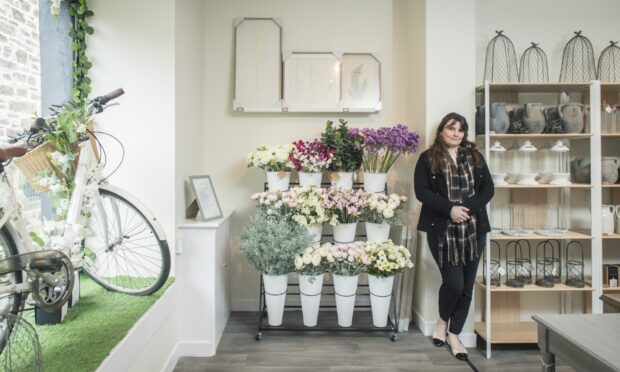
[99,88,125,105]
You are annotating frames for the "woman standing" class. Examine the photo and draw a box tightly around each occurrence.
[414,112,494,360]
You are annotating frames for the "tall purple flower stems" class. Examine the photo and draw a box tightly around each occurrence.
[348,125,420,173]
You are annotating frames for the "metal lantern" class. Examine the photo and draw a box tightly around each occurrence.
[559,31,597,82]
[505,240,525,288]
[565,241,585,288]
[535,240,555,288]
[548,239,562,283]
[597,41,620,82]
[484,30,519,83]
[489,141,507,185]
[515,239,533,285]
[549,140,571,185]
[519,42,549,83]
[484,241,502,287]
[517,140,538,185]
[506,141,521,184]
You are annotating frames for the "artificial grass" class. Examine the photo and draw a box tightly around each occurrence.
[24,273,174,372]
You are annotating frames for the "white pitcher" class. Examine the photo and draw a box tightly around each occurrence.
[602,205,615,235]
[615,205,620,234]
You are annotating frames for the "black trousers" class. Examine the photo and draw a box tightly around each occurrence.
[427,233,485,335]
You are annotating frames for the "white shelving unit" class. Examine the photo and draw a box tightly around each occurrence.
[476,81,603,358]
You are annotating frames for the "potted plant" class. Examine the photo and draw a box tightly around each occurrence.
[362,193,408,243]
[247,144,294,191]
[320,119,363,190]
[286,186,331,242]
[239,209,313,326]
[251,191,291,218]
[327,241,369,327]
[290,139,334,188]
[363,240,413,327]
[293,243,333,327]
[322,188,368,243]
[349,125,420,193]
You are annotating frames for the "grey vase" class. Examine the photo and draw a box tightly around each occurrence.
[490,102,509,134]
[602,157,619,184]
[476,105,485,135]
[571,156,590,183]
[559,103,585,133]
[523,103,545,133]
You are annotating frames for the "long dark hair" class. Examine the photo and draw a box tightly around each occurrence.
[428,112,483,173]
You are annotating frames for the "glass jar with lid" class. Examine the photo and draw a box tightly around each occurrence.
[506,140,521,184]
[489,141,507,185]
[549,140,571,185]
[517,140,538,185]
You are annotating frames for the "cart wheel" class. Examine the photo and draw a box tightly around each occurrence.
[255,332,263,341]
[390,334,397,342]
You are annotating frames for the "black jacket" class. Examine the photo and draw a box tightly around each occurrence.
[414,149,494,236]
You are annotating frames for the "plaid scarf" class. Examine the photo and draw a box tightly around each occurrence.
[440,148,478,266]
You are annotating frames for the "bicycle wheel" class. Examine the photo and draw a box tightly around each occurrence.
[82,187,170,295]
[0,225,23,354]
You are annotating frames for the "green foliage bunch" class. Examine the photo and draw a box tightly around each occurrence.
[320,119,363,172]
[69,0,95,105]
[239,209,314,275]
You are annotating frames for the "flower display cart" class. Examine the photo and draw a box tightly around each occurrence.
[254,182,410,342]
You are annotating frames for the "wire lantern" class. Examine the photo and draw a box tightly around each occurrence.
[597,41,620,82]
[565,241,585,288]
[505,240,525,288]
[559,31,597,82]
[515,239,533,285]
[483,241,502,287]
[519,43,549,83]
[484,30,519,83]
[535,240,555,288]
[0,315,44,372]
[548,239,562,284]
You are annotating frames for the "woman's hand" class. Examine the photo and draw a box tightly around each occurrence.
[450,206,470,223]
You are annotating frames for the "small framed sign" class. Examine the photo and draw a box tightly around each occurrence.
[189,175,223,221]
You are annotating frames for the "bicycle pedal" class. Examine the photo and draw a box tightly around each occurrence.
[29,257,62,272]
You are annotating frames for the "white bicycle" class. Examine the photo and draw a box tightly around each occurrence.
[2,89,170,302]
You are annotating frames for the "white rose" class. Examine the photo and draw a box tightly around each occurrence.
[294,256,304,269]
[311,254,321,266]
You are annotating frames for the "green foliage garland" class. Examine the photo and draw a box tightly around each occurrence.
[68,0,94,105]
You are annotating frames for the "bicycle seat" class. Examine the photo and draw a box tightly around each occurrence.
[0,146,27,162]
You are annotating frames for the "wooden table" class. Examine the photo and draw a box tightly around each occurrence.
[532,314,620,372]
[601,293,620,312]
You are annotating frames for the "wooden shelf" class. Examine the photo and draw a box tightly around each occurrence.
[474,322,537,344]
[477,133,592,140]
[603,285,620,292]
[491,230,592,240]
[476,280,592,292]
[601,83,620,94]
[603,233,620,239]
[476,82,591,94]
[495,184,592,189]
[602,134,620,138]
[602,184,620,188]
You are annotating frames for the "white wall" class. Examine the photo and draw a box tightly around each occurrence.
[88,0,176,265]
[475,0,620,84]
[200,0,424,310]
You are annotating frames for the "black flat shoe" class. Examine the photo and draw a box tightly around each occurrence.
[432,337,445,347]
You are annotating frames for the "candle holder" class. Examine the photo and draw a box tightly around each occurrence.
[565,241,585,288]
[505,240,525,288]
[515,239,533,285]
[484,241,502,287]
[535,240,555,288]
[548,239,562,283]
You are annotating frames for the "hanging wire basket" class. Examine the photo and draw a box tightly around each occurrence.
[484,30,519,83]
[519,42,549,83]
[559,31,597,82]
[597,41,620,82]
[0,315,44,372]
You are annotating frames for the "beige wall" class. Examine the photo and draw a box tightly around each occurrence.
[200,0,426,309]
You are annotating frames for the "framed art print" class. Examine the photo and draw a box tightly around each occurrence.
[189,175,223,221]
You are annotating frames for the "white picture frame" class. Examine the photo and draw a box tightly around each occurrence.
[282,52,342,112]
[341,53,382,112]
[233,18,282,112]
[189,175,223,222]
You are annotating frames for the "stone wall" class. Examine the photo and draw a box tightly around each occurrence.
[0,0,40,142]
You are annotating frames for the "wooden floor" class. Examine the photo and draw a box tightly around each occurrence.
[174,312,575,372]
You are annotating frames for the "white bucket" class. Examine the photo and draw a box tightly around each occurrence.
[368,274,394,327]
[263,273,288,326]
[333,222,357,243]
[299,172,323,188]
[307,223,323,243]
[298,273,324,327]
[365,222,390,243]
[333,274,359,327]
[266,171,291,192]
[363,172,387,193]
[330,172,354,190]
